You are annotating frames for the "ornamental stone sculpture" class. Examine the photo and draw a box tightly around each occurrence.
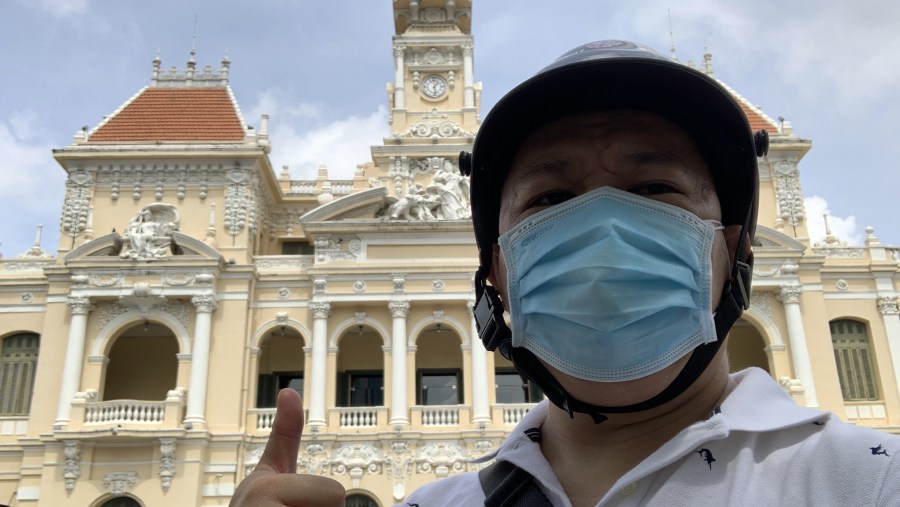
[120,204,180,260]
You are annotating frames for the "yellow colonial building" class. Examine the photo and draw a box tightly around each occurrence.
[1,1,899,506]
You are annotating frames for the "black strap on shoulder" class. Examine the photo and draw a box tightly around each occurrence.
[478,460,553,507]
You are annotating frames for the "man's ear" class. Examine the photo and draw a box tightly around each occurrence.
[723,225,751,267]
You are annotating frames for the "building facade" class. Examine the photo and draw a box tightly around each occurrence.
[1,1,899,506]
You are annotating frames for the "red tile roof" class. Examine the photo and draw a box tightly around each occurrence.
[737,100,779,133]
[88,87,245,143]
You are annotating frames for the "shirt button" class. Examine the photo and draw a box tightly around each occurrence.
[620,483,637,496]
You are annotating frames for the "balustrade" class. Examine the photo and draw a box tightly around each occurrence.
[85,400,166,424]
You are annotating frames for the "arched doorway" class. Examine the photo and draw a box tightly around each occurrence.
[415,323,463,406]
[336,327,384,408]
[97,495,142,507]
[256,326,306,408]
[345,492,379,507]
[103,322,178,400]
[726,319,770,373]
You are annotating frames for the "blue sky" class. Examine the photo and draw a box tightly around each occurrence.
[2,0,899,257]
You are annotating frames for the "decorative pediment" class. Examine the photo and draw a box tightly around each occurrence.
[299,187,388,223]
[64,232,223,263]
[752,225,806,252]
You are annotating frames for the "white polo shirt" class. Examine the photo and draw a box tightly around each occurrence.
[400,368,900,506]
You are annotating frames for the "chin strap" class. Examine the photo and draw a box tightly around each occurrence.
[473,255,752,424]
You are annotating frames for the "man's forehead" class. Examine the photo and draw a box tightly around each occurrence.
[505,111,710,180]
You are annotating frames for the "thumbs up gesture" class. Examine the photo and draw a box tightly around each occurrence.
[230,389,345,506]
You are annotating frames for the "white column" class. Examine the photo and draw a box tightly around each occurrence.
[778,284,818,406]
[389,300,410,425]
[468,299,491,423]
[307,302,331,427]
[877,296,900,396]
[393,45,406,109]
[462,44,475,108]
[184,294,218,426]
[55,296,92,428]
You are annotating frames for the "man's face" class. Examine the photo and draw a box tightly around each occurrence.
[490,110,735,406]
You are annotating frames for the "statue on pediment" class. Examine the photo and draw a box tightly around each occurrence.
[120,204,180,260]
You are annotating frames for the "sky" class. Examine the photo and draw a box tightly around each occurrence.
[2,0,899,257]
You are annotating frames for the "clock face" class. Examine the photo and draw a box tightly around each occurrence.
[421,75,447,98]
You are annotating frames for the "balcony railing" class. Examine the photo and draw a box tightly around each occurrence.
[64,388,186,433]
[248,408,309,432]
[493,403,536,425]
[86,400,166,424]
[412,405,463,426]
[332,407,386,429]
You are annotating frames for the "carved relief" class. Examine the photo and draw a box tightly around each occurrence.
[159,438,176,492]
[224,168,259,237]
[378,160,470,221]
[256,257,314,270]
[416,441,466,476]
[753,262,799,278]
[103,472,137,495]
[61,171,92,238]
[244,445,266,476]
[749,292,773,318]
[386,441,414,501]
[299,442,330,476]
[310,302,332,319]
[95,299,192,330]
[389,300,410,318]
[332,443,383,482]
[777,284,803,305]
[877,296,899,315]
[772,160,805,227]
[120,204,180,261]
[63,440,81,491]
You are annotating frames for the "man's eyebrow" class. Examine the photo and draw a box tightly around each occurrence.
[512,158,572,182]
[628,150,691,171]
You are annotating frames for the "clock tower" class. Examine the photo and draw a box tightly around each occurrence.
[368,1,478,221]
[387,0,478,135]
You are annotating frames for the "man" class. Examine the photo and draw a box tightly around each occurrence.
[231,41,899,507]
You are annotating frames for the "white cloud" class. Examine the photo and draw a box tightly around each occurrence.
[616,0,900,117]
[29,0,89,18]
[804,195,863,246]
[0,114,66,257]
[246,89,322,124]
[273,106,389,181]
[248,89,389,181]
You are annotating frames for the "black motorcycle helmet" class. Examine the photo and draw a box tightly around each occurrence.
[459,40,768,423]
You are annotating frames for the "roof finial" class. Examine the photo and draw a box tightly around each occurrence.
[191,14,198,54]
[667,9,678,62]
[151,50,162,85]
[703,45,714,76]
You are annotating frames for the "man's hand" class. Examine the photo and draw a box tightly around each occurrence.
[230,389,345,506]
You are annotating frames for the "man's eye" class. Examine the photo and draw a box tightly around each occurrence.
[631,182,677,196]
[528,191,576,208]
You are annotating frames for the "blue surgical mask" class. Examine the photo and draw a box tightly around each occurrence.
[498,186,723,382]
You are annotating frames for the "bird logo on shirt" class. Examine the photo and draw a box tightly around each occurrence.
[870,444,890,457]
[696,448,716,470]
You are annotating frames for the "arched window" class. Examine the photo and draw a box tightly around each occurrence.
[98,496,141,507]
[345,493,378,507]
[830,319,879,401]
[0,333,40,416]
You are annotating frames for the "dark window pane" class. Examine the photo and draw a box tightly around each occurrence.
[421,373,458,405]
[495,372,526,404]
[349,373,383,407]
